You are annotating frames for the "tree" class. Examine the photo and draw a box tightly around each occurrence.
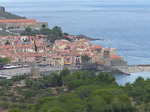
[60,68,70,78]
[18,97,25,103]
[64,32,69,36]
[34,97,63,112]
[40,28,51,35]
[51,107,65,112]
[1,102,10,109]
[39,89,52,97]
[25,27,32,33]
[62,74,75,85]
[51,73,62,87]
[96,72,116,84]
[68,80,84,91]
[131,87,146,97]
[52,26,62,36]
[5,40,10,45]
[74,85,101,99]
[56,87,64,94]
[133,76,146,87]
[34,41,38,52]
[58,93,79,103]
[0,58,11,63]
[117,95,132,106]
[87,95,106,112]
[92,89,113,104]
[10,96,17,102]
[81,55,90,63]
[9,108,24,112]
[41,24,46,28]
[31,81,44,91]
[65,98,85,112]
[22,89,35,99]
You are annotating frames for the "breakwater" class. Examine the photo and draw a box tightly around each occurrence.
[1,65,150,79]
[115,65,150,75]
[0,66,81,79]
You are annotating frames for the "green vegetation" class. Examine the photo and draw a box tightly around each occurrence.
[21,26,71,42]
[0,69,149,112]
[9,108,24,112]
[0,30,17,36]
[41,24,46,28]
[81,55,90,63]
[5,40,10,45]
[0,57,11,63]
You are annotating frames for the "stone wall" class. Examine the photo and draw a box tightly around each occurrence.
[0,22,48,30]
[81,63,98,70]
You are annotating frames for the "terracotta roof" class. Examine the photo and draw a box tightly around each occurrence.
[0,19,36,23]
[52,55,61,58]
[110,54,122,60]
[66,36,73,39]
[94,45,102,49]
[96,61,104,65]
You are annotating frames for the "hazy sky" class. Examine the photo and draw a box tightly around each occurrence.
[1,0,86,2]
[1,0,55,2]
[1,0,63,2]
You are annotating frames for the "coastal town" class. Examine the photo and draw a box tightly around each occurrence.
[1,6,149,77]
[0,19,127,67]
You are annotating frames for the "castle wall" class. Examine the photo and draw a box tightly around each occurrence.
[0,20,48,30]
[111,58,127,67]
[0,19,36,23]
[81,63,98,70]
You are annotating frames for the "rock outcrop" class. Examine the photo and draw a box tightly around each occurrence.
[0,6,5,11]
[0,6,25,19]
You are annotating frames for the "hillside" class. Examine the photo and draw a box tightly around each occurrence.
[0,69,150,112]
[0,6,26,19]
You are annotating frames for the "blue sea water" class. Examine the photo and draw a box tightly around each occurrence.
[1,0,150,85]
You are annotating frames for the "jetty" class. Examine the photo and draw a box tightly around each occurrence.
[0,66,81,79]
[115,65,150,74]
[0,64,150,79]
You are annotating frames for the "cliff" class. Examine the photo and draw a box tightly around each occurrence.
[0,6,26,19]
[0,6,5,11]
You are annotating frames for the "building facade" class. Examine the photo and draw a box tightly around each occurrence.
[0,19,48,31]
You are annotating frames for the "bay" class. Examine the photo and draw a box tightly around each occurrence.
[1,0,150,85]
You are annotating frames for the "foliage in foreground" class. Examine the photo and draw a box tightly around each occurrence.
[0,68,149,112]
[29,70,149,112]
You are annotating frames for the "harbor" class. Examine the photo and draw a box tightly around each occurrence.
[116,65,150,75]
[0,65,150,79]
[0,66,81,79]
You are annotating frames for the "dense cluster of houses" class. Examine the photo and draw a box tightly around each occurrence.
[0,34,127,67]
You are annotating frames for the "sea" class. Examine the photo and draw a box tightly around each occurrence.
[1,0,150,85]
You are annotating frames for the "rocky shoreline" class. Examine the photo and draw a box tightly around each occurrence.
[75,34,104,41]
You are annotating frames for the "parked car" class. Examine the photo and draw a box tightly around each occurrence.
[0,67,4,70]
[23,65,29,67]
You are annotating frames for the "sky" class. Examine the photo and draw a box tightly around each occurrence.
[1,0,62,2]
[1,0,87,2]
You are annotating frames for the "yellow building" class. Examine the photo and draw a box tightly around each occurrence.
[47,55,64,66]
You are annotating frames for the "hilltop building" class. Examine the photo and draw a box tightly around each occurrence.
[0,19,48,33]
